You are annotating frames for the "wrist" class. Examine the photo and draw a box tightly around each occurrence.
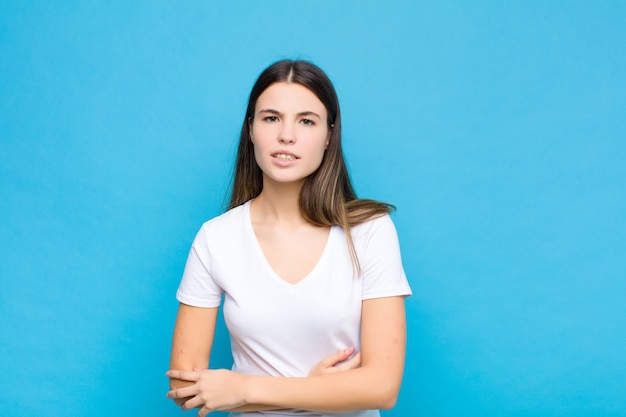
[241,374,257,405]
[242,374,275,406]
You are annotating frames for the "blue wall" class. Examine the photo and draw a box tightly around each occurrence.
[1,2,624,416]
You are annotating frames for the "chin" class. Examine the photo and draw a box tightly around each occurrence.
[263,172,310,186]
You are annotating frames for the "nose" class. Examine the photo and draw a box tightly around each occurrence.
[278,122,296,144]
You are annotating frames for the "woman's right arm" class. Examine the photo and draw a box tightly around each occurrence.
[169,303,219,404]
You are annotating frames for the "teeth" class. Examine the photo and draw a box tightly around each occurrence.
[274,153,295,160]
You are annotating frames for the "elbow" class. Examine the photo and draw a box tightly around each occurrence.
[363,367,403,410]
[378,390,399,410]
[370,383,400,410]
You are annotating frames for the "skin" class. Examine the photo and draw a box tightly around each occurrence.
[167,82,407,416]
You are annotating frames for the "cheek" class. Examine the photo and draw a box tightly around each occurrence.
[308,136,329,165]
[250,123,276,146]
[251,141,264,166]
[315,132,330,154]
[250,127,268,152]
[250,124,259,143]
[249,129,263,164]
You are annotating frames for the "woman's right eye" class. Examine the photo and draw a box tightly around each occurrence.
[263,116,279,122]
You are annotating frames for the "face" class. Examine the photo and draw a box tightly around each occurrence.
[250,82,330,186]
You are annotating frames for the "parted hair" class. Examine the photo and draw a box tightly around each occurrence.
[228,60,393,271]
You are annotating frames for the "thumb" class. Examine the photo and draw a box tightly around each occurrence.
[321,347,355,367]
[334,352,361,372]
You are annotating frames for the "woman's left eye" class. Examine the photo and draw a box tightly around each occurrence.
[301,119,315,126]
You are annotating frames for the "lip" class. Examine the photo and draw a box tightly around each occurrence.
[271,150,299,159]
[270,150,299,167]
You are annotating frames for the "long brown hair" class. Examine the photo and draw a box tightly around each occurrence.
[228,60,393,272]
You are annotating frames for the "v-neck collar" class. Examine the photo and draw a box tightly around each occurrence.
[243,200,334,288]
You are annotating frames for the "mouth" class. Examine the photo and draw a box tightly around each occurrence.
[272,153,298,161]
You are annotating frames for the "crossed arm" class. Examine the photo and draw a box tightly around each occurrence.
[168,296,407,416]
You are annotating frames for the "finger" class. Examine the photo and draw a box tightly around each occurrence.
[167,384,199,399]
[166,370,201,382]
[334,352,361,371]
[183,395,204,411]
[199,406,213,417]
[320,347,354,367]
[174,397,190,407]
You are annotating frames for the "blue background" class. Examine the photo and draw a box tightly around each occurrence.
[1,1,625,416]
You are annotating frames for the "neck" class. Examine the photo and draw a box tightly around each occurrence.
[251,178,306,225]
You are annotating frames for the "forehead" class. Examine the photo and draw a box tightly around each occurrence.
[256,82,326,115]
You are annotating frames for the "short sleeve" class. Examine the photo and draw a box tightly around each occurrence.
[357,215,412,300]
[176,226,223,308]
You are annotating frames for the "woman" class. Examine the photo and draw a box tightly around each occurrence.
[166,60,412,417]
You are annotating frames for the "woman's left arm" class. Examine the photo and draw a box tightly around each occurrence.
[167,295,407,415]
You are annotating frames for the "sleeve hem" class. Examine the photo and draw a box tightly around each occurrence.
[362,286,412,300]
[176,291,221,308]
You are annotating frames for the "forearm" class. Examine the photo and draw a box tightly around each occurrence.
[170,349,210,391]
[169,342,210,404]
[244,366,401,412]
[170,354,208,384]
[169,304,217,390]
[229,404,284,412]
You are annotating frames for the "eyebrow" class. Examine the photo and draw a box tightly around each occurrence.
[258,109,322,119]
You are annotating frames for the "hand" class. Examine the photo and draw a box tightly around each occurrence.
[168,378,194,407]
[173,395,190,408]
[308,347,361,376]
[166,368,248,416]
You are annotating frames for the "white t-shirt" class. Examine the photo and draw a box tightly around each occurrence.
[176,201,412,417]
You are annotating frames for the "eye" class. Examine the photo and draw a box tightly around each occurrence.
[263,116,279,122]
[300,118,316,126]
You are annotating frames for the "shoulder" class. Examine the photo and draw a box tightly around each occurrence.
[350,213,398,241]
[201,201,248,229]
[194,202,249,246]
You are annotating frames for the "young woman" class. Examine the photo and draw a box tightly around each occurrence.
[166,60,412,417]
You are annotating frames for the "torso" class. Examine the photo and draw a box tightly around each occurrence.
[176,200,411,382]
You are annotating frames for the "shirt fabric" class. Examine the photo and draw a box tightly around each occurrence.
[177,200,412,417]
